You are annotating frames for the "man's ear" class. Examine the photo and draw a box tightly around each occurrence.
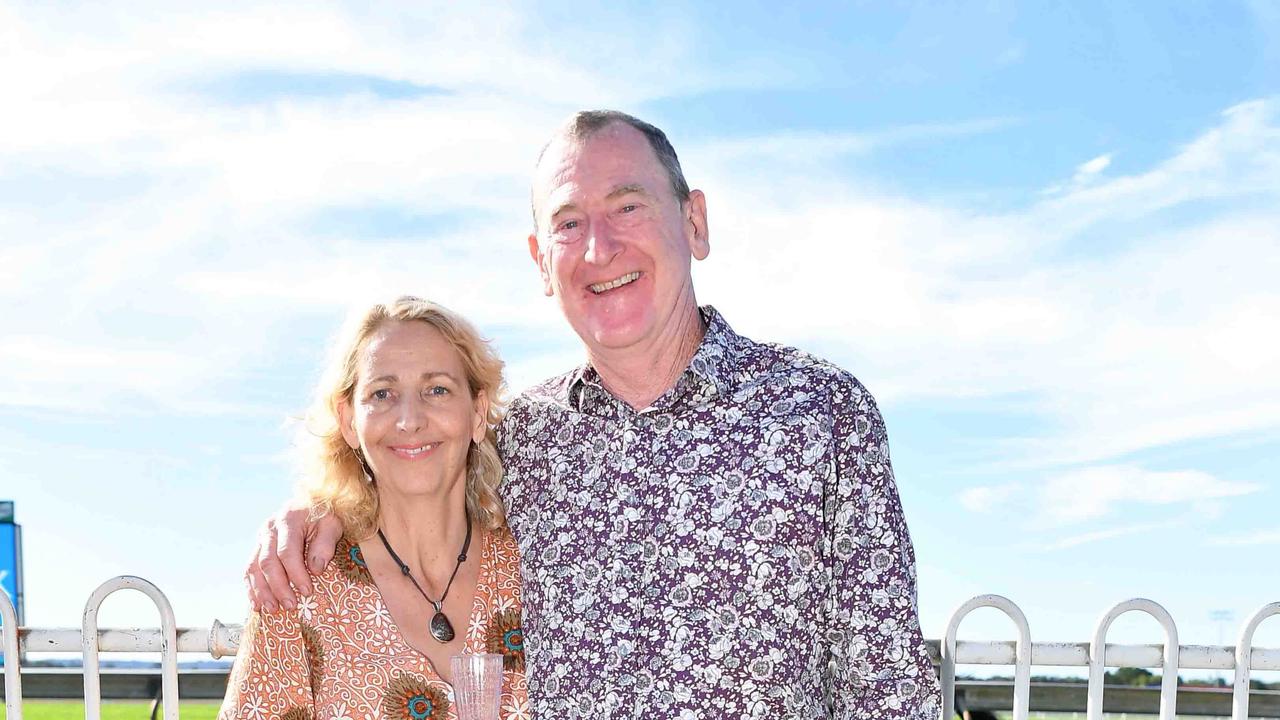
[684,189,710,261]
[527,232,554,296]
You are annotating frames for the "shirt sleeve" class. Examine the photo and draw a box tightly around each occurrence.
[218,609,315,720]
[825,379,941,719]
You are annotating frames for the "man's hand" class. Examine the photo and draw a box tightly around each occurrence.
[243,500,343,611]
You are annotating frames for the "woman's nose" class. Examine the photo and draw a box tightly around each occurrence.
[396,396,426,433]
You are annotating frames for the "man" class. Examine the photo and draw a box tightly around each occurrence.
[248,110,941,718]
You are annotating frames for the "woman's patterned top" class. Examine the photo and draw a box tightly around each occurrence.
[220,525,528,720]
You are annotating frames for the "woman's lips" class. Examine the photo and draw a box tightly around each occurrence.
[387,442,441,460]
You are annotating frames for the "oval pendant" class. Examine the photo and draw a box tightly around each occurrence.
[429,611,455,642]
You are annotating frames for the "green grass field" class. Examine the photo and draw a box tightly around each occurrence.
[1,700,220,720]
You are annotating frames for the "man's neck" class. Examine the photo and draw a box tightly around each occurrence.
[587,302,706,411]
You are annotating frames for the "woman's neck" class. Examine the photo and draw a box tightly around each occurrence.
[374,482,471,578]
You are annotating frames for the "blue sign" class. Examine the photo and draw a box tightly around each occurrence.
[0,523,16,608]
[0,521,18,665]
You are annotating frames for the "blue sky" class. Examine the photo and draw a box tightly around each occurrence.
[2,1,1278,673]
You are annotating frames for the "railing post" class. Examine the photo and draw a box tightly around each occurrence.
[941,594,1032,720]
[1088,598,1179,720]
[1233,601,1280,720]
[81,576,179,720]
[0,586,23,720]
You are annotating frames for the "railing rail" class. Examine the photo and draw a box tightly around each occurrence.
[1,582,22,720]
[79,576,179,720]
[943,594,1032,720]
[1,579,1278,717]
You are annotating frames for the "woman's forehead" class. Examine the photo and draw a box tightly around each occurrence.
[357,321,462,375]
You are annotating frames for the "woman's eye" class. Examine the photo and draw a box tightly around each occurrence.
[371,388,392,401]
[427,385,449,396]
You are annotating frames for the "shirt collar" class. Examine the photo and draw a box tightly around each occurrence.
[684,305,739,397]
[568,305,742,411]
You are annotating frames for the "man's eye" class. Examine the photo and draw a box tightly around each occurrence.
[559,219,580,231]
[620,204,638,213]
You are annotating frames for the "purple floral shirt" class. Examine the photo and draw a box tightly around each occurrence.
[497,307,940,719]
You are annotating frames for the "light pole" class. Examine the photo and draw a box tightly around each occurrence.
[1210,609,1235,686]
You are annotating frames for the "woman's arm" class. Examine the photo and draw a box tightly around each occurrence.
[219,608,316,720]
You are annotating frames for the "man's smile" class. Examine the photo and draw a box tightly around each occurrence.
[589,271,641,294]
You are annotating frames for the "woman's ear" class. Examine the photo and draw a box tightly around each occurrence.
[471,389,490,444]
[338,397,360,450]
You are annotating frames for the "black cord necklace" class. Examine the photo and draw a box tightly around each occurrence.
[376,511,472,643]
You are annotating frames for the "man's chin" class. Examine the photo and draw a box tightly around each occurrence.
[580,318,652,356]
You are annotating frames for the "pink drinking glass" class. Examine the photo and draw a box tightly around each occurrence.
[450,653,504,720]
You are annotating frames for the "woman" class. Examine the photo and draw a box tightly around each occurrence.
[221,296,528,720]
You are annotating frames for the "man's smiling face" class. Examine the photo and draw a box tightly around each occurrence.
[528,121,708,358]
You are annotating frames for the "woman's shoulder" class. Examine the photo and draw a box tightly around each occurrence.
[480,524,522,601]
[328,535,377,585]
[478,524,527,676]
[487,523,519,557]
[301,536,379,610]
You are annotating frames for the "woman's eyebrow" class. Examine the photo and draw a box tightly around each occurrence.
[368,371,458,384]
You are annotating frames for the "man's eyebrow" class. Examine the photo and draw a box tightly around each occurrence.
[548,184,653,221]
[548,200,579,221]
[606,183,650,200]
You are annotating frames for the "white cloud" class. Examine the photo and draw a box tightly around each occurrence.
[1037,465,1260,525]
[958,464,1257,549]
[0,2,739,414]
[694,117,1019,165]
[1042,152,1113,195]
[1208,529,1280,547]
[693,98,1280,467]
[1076,154,1112,177]
[958,483,1021,513]
[1041,518,1182,551]
[2,3,1279,487]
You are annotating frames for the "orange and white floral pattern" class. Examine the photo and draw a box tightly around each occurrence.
[220,526,527,720]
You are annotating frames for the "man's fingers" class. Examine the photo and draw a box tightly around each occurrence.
[275,512,312,598]
[244,564,277,614]
[308,513,344,574]
[245,528,279,613]
[256,524,297,609]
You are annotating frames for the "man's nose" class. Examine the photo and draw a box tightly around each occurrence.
[584,221,621,265]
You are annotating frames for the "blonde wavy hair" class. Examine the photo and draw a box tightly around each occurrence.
[299,296,507,538]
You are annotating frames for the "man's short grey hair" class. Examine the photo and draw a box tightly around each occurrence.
[532,110,691,232]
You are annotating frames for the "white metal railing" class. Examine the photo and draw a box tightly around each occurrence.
[940,594,1280,720]
[80,576,179,720]
[1,576,21,720]
[942,594,1032,720]
[1,580,1278,718]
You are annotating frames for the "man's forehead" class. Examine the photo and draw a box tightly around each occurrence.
[533,125,663,209]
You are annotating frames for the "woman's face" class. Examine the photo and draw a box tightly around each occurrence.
[338,320,487,499]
